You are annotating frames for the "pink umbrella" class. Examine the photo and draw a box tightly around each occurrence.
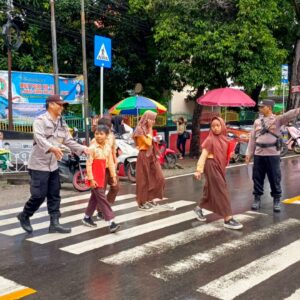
[197,87,255,107]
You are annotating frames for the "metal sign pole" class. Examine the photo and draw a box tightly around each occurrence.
[282,83,285,113]
[100,66,104,117]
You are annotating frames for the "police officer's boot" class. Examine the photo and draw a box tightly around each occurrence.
[273,198,281,213]
[49,214,71,234]
[17,212,33,233]
[251,196,261,211]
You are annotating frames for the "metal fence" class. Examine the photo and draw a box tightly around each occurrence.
[0,150,30,174]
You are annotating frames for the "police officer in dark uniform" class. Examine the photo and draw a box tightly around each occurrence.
[246,99,300,212]
[17,95,88,234]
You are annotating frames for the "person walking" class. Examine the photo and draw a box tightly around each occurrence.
[133,110,166,211]
[175,117,187,159]
[245,99,300,212]
[92,117,120,219]
[82,125,120,233]
[194,117,243,230]
[17,95,88,234]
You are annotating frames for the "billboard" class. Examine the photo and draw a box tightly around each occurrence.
[0,71,84,121]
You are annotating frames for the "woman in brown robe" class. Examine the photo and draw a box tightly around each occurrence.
[194,117,243,230]
[133,111,166,211]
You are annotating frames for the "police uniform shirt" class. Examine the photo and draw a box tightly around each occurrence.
[246,108,300,157]
[28,111,85,172]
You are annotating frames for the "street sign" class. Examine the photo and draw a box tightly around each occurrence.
[281,64,288,84]
[94,35,112,68]
[291,85,300,93]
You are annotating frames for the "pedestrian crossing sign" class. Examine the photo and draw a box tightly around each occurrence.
[94,35,112,68]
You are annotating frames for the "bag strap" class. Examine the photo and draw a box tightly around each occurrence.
[257,118,279,139]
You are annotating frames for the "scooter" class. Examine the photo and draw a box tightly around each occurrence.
[154,135,178,169]
[281,123,300,155]
[58,128,89,192]
[115,136,138,183]
[58,150,89,192]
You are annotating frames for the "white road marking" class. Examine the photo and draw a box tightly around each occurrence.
[160,154,300,180]
[100,213,255,265]
[60,210,203,255]
[0,193,136,217]
[152,218,300,281]
[0,276,35,297]
[0,200,139,236]
[196,240,300,300]
[27,201,194,244]
[284,288,300,300]
[0,194,136,227]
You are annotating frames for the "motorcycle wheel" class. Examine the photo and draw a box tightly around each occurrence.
[293,145,300,154]
[280,143,289,157]
[164,153,177,169]
[72,169,90,192]
[126,161,136,183]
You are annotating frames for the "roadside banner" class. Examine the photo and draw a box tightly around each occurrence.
[0,71,84,120]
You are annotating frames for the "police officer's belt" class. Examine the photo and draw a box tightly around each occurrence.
[255,142,277,148]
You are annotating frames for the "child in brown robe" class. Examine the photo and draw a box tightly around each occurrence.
[194,117,243,230]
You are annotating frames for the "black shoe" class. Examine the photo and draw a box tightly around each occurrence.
[96,211,103,220]
[17,213,33,233]
[49,215,71,234]
[109,222,120,233]
[273,199,281,213]
[251,197,261,210]
[224,218,243,230]
[82,217,97,228]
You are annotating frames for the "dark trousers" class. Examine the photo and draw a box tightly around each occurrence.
[253,155,282,199]
[23,169,61,217]
[85,188,114,221]
[177,134,186,157]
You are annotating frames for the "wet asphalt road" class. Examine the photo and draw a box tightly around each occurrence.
[0,156,300,300]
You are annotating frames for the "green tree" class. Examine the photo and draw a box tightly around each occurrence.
[135,0,288,156]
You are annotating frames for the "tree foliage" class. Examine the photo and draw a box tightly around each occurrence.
[0,0,172,113]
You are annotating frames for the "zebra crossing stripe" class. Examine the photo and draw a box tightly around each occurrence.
[100,213,255,265]
[152,218,300,281]
[196,240,300,300]
[284,288,300,300]
[0,200,140,236]
[27,201,194,244]
[0,193,136,217]
[0,276,36,298]
[60,210,201,255]
[0,194,137,227]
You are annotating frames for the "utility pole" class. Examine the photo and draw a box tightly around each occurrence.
[81,0,89,145]
[7,0,13,131]
[50,0,59,94]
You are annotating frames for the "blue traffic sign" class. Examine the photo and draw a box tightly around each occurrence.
[94,36,112,68]
[281,64,288,84]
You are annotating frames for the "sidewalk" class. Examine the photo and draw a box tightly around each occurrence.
[0,157,198,208]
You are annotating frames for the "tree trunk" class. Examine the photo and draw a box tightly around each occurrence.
[250,85,262,103]
[288,39,300,109]
[189,87,205,158]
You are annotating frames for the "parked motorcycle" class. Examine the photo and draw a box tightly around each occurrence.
[58,128,89,192]
[115,135,138,183]
[154,135,178,169]
[59,151,89,192]
[281,123,300,155]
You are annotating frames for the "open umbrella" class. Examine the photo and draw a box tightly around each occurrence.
[197,88,255,107]
[109,95,167,115]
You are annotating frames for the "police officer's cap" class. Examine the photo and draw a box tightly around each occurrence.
[258,99,274,108]
[46,94,69,107]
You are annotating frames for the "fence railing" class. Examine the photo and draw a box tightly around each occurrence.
[0,110,258,134]
[0,150,31,174]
